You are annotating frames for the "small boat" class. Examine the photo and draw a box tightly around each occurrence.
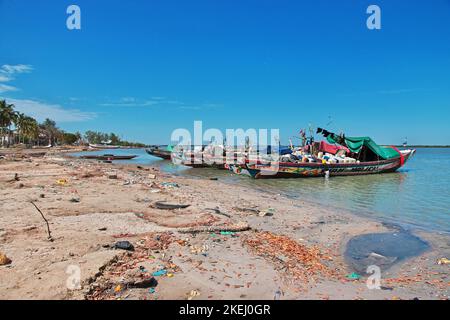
[145,145,172,160]
[89,144,120,150]
[80,154,137,161]
[227,131,416,179]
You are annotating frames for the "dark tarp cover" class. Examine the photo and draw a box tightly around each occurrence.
[326,135,400,160]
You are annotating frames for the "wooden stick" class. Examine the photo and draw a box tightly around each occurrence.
[30,201,53,241]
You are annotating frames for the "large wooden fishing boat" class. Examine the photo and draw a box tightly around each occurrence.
[227,149,415,178]
[227,130,416,179]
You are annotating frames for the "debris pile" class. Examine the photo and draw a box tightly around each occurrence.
[243,231,336,284]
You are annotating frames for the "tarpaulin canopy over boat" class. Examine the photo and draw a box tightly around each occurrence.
[326,135,400,160]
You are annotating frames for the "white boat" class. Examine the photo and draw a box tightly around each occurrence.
[89,144,120,150]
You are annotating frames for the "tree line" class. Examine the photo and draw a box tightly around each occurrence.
[0,99,146,148]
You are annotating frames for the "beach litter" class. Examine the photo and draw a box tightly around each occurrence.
[259,208,275,217]
[0,253,12,266]
[161,182,179,189]
[70,197,80,203]
[114,241,135,251]
[243,231,336,284]
[149,288,155,294]
[437,258,450,265]
[187,290,200,300]
[346,272,362,280]
[56,179,68,186]
[152,269,167,277]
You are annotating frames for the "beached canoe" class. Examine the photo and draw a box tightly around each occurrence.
[145,146,172,160]
[89,144,120,149]
[80,154,137,161]
[227,149,416,179]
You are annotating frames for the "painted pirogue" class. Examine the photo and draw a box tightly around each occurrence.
[227,149,415,179]
[227,131,416,179]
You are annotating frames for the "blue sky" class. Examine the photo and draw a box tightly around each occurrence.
[1,0,449,145]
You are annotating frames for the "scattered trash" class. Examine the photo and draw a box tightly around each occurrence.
[209,177,218,181]
[14,173,20,181]
[152,269,167,277]
[39,194,45,198]
[187,290,200,300]
[167,273,174,278]
[259,208,275,217]
[437,258,450,265]
[114,285,122,293]
[149,288,155,294]
[0,253,12,266]
[148,174,156,179]
[346,272,361,280]
[220,231,235,236]
[161,182,179,189]
[149,189,161,193]
[56,179,68,186]
[108,174,118,179]
[380,286,394,291]
[274,290,282,300]
[153,201,190,210]
[70,197,80,203]
[98,227,107,231]
[114,241,135,251]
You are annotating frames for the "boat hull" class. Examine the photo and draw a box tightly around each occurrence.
[228,150,415,179]
[145,148,172,160]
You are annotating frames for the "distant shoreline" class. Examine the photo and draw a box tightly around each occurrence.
[393,145,450,148]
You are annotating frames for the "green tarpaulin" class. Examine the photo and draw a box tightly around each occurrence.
[327,135,399,160]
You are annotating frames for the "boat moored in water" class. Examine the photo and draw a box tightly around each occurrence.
[80,154,137,161]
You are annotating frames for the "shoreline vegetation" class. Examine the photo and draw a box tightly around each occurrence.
[0,99,146,149]
[0,146,448,300]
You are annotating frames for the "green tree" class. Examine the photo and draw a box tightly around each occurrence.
[0,100,17,147]
[40,118,59,146]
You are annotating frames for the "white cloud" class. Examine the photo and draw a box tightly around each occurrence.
[0,74,12,82]
[3,98,97,122]
[1,64,33,74]
[0,84,18,93]
[100,98,158,107]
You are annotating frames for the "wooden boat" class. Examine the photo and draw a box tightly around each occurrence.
[145,146,172,160]
[89,144,120,150]
[80,154,137,161]
[227,149,415,179]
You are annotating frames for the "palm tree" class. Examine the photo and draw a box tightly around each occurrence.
[22,116,39,144]
[40,118,59,146]
[0,100,17,147]
[14,112,26,144]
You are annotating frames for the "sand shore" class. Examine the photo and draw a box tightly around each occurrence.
[0,148,448,300]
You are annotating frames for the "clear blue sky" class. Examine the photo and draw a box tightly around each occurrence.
[1,0,449,145]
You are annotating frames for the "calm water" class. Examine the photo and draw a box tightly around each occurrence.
[71,148,450,233]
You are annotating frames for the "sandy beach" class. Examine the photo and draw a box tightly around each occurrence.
[0,148,448,300]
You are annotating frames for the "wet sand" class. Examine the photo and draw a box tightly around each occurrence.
[0,149,448,300]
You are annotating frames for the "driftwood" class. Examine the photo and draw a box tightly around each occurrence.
[30,201,54,241]
[177,221,250,234]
